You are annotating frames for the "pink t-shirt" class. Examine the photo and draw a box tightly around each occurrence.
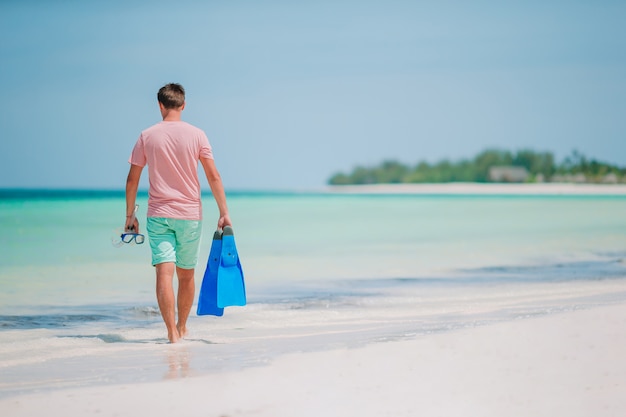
[129,121,214,220]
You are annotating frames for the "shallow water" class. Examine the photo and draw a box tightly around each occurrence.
[1,191,625,397]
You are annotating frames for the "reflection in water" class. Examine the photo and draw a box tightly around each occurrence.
[165,345,190,379]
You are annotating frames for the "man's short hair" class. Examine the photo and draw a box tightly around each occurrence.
[157,83,185,109]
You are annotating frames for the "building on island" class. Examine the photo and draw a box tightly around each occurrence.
[488,166,529,183]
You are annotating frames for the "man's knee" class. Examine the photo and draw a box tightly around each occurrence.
[176,267,195,282]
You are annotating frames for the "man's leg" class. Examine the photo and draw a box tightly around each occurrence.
[176,267,195,338]
[155,262,179,343]
[171,219,202,339]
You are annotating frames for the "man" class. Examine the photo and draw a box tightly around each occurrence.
[125,83,231,343]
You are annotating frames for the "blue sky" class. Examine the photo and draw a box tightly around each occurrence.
[1,0,625,190]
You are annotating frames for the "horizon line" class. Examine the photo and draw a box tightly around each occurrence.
[2,183,626,199]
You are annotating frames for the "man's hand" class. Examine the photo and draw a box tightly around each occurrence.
[125,217,139,233]
[218,214,232,229]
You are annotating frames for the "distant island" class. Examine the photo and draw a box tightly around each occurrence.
[328,149,626,185]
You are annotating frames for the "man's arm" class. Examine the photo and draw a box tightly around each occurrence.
[200,157,232,229]
[125,164,143,232]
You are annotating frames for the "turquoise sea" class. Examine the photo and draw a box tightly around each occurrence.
[1,189,626,397]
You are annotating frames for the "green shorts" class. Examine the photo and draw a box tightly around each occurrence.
[146,217,203,269]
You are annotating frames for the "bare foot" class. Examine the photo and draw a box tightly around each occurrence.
[168,329,180,344]
[177,324,188,339]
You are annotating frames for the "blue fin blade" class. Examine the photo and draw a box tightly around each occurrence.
[197,231,224,316]
[217,227,246,307]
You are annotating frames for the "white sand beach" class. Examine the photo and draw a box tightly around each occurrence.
[3,303,626,417]
[326,182,626,195]
[2,190,626,417]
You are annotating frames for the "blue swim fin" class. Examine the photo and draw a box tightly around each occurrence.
[217,226,246,308]
[196,230,225,316]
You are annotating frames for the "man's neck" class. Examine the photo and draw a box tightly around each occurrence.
[162,110,182,121]
[160,105,184,121]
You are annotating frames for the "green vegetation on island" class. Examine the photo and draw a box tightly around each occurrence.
[328,149,626,185]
